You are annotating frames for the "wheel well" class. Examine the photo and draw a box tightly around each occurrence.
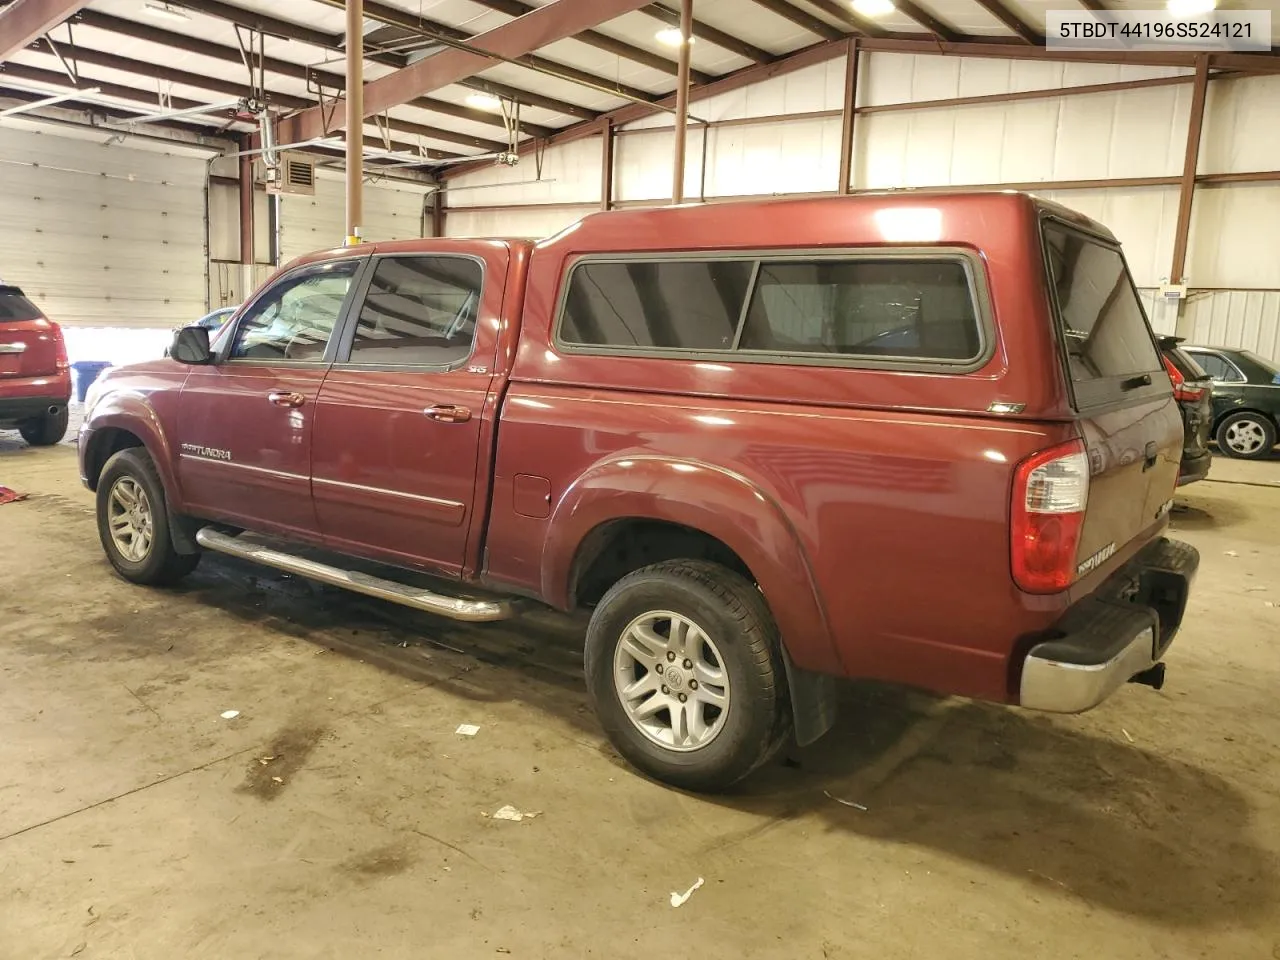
[569,519,754,609]
[85,428,145,491]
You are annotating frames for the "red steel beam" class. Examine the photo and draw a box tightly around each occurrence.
[970,0,1042,45]
[277,0,655,145]
[837,38,858,195]
[671,0,692,204]
[0,0,88,61]
[1170,55,1210,285]
[600,119,614,211]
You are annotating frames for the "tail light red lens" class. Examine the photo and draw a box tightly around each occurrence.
[1011,439,1090,594]
[50,321,69,371]
[1163,354,1205,402]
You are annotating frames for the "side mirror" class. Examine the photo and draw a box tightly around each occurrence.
[170,325,213,365]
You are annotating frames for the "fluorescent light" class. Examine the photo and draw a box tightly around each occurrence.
[852,0,896,16]
[1166,0,1216,15]
[465,92,502,111]
[655,28,695,46]
[142,2,190,21]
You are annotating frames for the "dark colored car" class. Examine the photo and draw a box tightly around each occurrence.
[1158,336,1212,484]
[0,284,71,446]
[78,193,1198,791]
[1183,345,1280,460]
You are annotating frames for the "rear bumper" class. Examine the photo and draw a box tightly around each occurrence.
[1019,537,1199,713]
[1176,449,1212,486]
[0,394,70,425]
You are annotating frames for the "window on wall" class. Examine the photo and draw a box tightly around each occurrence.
[560,260,754,350]
[739,260,980,361]
[557,253,983,365]
[346,256,483,366]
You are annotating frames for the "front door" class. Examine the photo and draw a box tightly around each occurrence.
[176,257,365,539]
[311,253,498,578]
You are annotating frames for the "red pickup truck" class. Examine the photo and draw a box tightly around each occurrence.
[79,193,1198,791]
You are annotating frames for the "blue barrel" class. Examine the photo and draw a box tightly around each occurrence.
[71,361,112,403]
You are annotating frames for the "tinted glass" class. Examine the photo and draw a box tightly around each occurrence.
[231,261,358,362]
[1240,350,1280,377]
[0,287,41,322]
[348,257,482,366]
[739,259,980,360]
[1192,352,1244,383]
[561,260,753,350]
[1162,344,1209,381]
[1043,224,1162,383]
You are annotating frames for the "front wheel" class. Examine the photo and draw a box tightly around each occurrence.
[1216,411,1276,460]
[18,406,69,446]
[96,448,200,585]
[584,560,789,792]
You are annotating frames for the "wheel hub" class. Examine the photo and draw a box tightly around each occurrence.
[612,610,731,752]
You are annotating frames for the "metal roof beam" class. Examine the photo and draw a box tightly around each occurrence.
[74,10,554,140]
[892,0,963,42]
[463,0,715,84]
[0,0,88,61]
[277,0,657,145]
[642,3,774,64]
[971,0,1043,45]
[802,0,886,37]
[167,0,599,120]
[745,0,844,41]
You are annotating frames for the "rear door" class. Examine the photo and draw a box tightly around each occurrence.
[1041,220,1181,575]
[311,252,498,579]
[0,286,58,381]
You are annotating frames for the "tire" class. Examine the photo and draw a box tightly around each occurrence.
[584,560,789,792]
[18,406,69,446]
[96,448,200,585]
[1216,411,1277,460]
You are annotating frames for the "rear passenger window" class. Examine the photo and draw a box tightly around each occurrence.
[739,260,980,361]
[347,256,482,366]
[1042,223,1162,384]
[561,260,753,350]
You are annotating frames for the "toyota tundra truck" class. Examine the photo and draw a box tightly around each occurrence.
[78,193,1199,791]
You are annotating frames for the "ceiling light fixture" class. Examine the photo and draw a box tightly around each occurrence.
[141,2,190,22]
[465,92,502,111]
[655,28,695,46]
[851,0,896,16]
[1166,0,1217,16]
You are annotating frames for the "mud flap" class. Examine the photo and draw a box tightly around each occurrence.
[782,649,838,747]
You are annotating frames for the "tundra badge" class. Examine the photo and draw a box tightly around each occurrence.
[1077,542,1117,577]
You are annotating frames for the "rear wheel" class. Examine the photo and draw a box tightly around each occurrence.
[584,560,788,792]
[96,448,200,585]
[18,406,69,446]
[1216,411,1276,460]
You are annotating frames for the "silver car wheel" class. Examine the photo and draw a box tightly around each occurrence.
[1225,418,1267,455]
[107,476,155,563]
[613,609,731,752]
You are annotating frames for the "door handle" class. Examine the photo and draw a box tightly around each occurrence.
[1143,441,1159,470]
[424,403,472,424]
[268,391,305,408]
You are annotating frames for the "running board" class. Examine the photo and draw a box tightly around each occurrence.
[195,527,517,623]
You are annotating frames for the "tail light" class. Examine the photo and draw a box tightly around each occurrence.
[1012,439,1090,594]
[49,321,69,372]
[1162,354,1204,402]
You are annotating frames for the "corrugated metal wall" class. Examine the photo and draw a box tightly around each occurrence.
[444,53,1280,361]
[278,173,430,263]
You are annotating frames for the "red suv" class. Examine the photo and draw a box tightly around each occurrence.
[78,193,1198,791]
[0,285,71,446]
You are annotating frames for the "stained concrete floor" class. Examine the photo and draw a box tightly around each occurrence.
[1,429,1279,960]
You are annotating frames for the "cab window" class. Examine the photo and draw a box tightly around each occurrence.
[230,261,360,362]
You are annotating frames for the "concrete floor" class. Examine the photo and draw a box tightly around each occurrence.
[2,428,1279,960]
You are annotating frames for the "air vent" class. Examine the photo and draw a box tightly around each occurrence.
[265,152,316,196]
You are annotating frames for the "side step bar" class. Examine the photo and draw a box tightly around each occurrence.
[195,527,517,623]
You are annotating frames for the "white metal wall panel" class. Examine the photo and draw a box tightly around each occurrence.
[0,126,207,329]
[445,206,586,239]
[1186,183,1280,289]
[860,54,1192,107]
[1176,291,1280,363]
[1200,75,1280,175]
[857,86,1187,189]
[279,175,428,263]
[446,138,602,209]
